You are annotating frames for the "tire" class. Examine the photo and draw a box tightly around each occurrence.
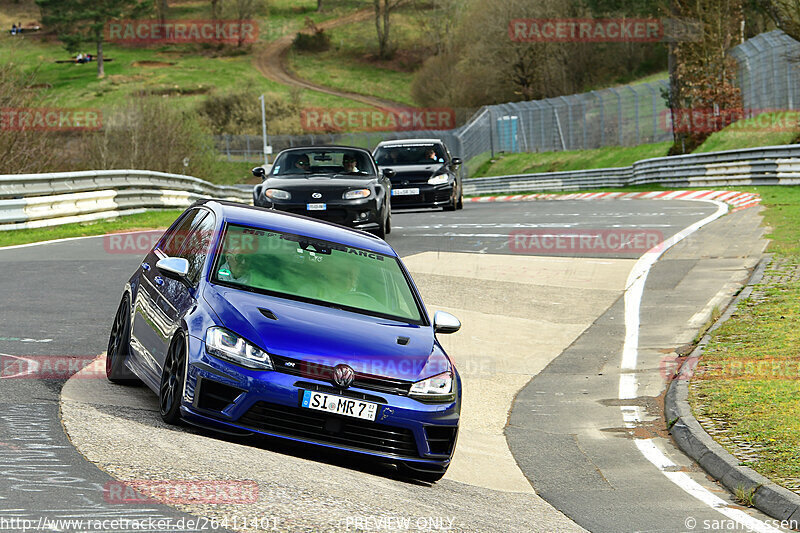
[106,296,140,384]
[456,189,463,210]
[397,463,447,483]
[443,192,457,212]
[374,210,388,239]
[385,210,392,235]
[159,334,187,425]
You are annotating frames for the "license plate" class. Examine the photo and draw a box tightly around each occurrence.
[307,203,327,211]
[391,188,419,196]
[301,390,378,421]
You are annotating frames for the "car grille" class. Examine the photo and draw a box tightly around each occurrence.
[392,173,432,184]
[237,400,419,458]
[270,354,412,396]
[281,207,350,224]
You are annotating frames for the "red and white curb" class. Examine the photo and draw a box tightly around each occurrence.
[467,190,761,211]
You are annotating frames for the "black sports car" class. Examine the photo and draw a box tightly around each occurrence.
[253,146,393,238]
[373,139,463,211]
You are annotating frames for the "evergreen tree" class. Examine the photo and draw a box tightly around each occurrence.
[36,0,151,78]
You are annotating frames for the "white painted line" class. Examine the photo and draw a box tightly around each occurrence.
[0,336,52,343]
[618,199,783,533]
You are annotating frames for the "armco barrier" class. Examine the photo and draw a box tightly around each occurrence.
[464,143,800,195]
[0,170,252,230]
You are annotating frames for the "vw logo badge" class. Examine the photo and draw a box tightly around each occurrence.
[332,364,355,389]
[312,192,322,199]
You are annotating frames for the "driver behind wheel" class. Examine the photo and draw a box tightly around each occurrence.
[342,154,360,173]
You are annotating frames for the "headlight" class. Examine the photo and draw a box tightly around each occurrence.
[265,189,291,200]
[205,327,273,370]
[427,173,449,185]
[343,188,370,199]
[409,371,453,401]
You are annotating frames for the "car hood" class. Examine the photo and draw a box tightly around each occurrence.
[265,176,376,189]
[378,164,445,184]
[379,163,443,174]
[202,284,439,382]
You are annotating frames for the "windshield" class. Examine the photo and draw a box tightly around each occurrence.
[374,143,445,166]
[270,149,375,177]
[212,224,423,324]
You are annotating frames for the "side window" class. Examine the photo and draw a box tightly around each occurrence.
[159,209,206,257]
[177,212,215,285]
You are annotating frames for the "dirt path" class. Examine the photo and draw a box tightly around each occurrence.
[252,8,406,110]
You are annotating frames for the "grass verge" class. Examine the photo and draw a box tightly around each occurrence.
[471,142,671,177]
[688,185,800,492]
[0,209,183,248]
[287,3,426,107]
[694,111,799,153]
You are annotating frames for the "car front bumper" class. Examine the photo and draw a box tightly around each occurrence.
[181,338,460,470]
[255,197,383,231]
[390,183,455,209]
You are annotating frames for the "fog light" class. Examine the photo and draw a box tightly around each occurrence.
[359,212,369,220]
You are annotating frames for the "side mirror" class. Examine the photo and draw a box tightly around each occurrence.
[433,310,461,334]
[156,257,190,281]
[451,158,462,166]
[383,168,396,179]
[252,167,266,179]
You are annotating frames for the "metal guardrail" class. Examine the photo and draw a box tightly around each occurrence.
[464,143,800,195]
[4,143,800,230]
[0,170,252,230]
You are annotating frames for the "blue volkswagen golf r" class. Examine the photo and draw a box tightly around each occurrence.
[106,200,462,482]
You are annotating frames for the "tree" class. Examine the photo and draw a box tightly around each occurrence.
[373,0,404,59]
[0,63,57,174]
[227,0,263,47]
[667,0,744,154]
[757,0,800,40]
[36,0,151,78]
[211,0,223,22]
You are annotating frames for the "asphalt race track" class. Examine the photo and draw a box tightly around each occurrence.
[0,199,788,532]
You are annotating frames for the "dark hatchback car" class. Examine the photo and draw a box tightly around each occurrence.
[106,200,462,482]
[253,146,393,238]
[373,139,463,211]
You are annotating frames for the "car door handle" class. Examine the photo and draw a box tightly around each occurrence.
[142,262,151,272]
[154,276,164,286]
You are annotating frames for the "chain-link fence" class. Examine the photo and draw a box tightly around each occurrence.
[215,130,460,162]
[215,78,671,176]
[217,30,800,176]
[730,30,800,115]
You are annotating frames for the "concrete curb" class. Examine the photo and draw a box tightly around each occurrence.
[664,256,800,526]
[465,190,761,210]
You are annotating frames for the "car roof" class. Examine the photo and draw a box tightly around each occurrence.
[276,145,374,155]
[202,200,396,256]
[374,139,444,147]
